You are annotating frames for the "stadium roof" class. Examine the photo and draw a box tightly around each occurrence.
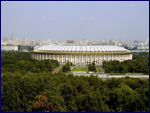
[35,45,128,52]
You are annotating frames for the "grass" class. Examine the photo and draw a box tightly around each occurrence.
[72,67,88,71]
[97,66,102,73]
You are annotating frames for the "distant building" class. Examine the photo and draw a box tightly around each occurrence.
[1,41,7,45]
[10,34,15,41]
[134,40,139,43]
[1,45,18,51]
[19,41,24,45]
[131,50,149,52]
[137,46,149,50]
[66,40,74,44]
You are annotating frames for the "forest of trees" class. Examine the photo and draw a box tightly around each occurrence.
[1,51,149,112]
[103,52,149,74]
[1,51,59,74]
[1,73,149,112]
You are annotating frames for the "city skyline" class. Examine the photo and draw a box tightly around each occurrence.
[1,1,149,41]
[1,33,149,42]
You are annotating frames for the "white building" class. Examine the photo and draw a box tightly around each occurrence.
[137,46,149,50]
[1,45,18,51]
[31,45,132,65]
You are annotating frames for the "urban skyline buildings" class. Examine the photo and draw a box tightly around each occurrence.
[1,34,149,52]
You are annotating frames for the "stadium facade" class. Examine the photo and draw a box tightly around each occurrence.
[31,45,132,65]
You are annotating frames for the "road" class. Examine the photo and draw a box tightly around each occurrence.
[100,66,105,73]
[52,64,64,73]
[71,72,149,80]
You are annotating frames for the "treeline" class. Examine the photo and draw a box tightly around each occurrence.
[18,45,34,51]
[1,51,59,74]
[103,52,149,74]
[1,73,149,112]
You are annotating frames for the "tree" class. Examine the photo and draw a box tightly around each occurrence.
[88,62,96,72]
[30,91,66,112]
[108,83,142,112]
[62,63,71,72]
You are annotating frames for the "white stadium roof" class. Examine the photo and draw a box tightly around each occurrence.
[35,45,127,52]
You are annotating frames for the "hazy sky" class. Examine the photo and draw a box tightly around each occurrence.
[1,1,149,41]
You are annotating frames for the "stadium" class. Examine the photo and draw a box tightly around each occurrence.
[31,45,132,65]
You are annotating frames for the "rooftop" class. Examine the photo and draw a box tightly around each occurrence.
[35,45,128,52]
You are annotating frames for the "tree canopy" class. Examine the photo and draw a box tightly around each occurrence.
[1,72,149,112]
[103,52,149,74]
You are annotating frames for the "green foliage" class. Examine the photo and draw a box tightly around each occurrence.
[103,52,149,74]
[1,51,59,74]
[1,72,149,112]
[18,45,34,51]
[62,63,71,72]
[108,83,139,112]
[97,66,102,73]
[88,62,97,72]
[72,67,88,71]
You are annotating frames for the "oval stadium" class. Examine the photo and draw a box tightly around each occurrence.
[31,45,132,65]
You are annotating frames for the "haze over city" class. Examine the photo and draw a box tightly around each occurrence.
[1,1,149,41]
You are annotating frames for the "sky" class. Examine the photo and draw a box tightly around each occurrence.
[1,1,149,41]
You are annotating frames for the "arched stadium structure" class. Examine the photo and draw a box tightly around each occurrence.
[31,45,132,65]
